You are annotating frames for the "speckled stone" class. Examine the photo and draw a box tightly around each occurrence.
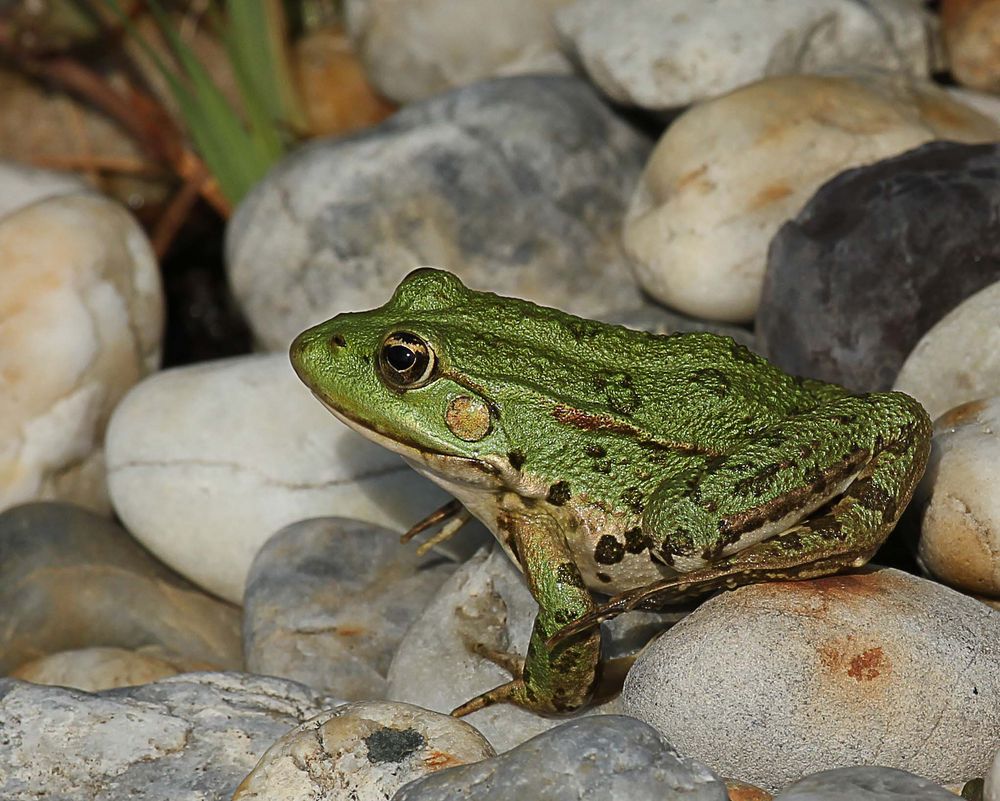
[233,700,494,801]
[913,398,1000,597]
[894,280,1000,420]
[0,672,340,801]
[345,0,572,103]
[0,160,90,221]
[772,766,959,800]
[759,141,1000,391]
[392,715,728,801]
[0,502,241,675]
[227,75,652,351]
[554,0,938,111]
[621,568,1000,792]
[106,353,455,603]
[0,194,163,514]
[243,517,467,700]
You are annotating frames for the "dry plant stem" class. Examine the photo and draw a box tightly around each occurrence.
[39,56,230,215]
[29,154,165,175]
[152,157,217,258]
[0,41,231,252]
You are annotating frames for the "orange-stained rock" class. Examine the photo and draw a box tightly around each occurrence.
[621,568,1000,793]
[942,0,1000,91]
[726,779,773,800]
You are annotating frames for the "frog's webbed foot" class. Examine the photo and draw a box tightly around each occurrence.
[401,499,472,556]
[451,680,529,717]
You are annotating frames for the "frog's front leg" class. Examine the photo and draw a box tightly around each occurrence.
[451,502,601,717]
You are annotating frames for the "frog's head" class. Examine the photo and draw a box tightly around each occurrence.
[291,268,531,488]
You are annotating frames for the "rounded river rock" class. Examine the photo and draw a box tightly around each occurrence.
[759,141,1000,391]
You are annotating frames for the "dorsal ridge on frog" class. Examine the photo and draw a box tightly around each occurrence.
[291,267,931,717]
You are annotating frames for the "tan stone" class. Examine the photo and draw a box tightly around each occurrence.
[894,281,1000,420]
[622,569,1000,791]
[233,701,494,800]
[293,26,396,137]
[914,397,1000,597]
[0,195,163,514]
[943,0,1000,92]
[11,647,185,691]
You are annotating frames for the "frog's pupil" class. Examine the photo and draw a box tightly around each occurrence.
[387,345,416,371]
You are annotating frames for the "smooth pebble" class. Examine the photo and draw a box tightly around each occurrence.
[233,700,494,801]
[0,195,163,514]
[106,353,454,603]
[621,568,1000,792]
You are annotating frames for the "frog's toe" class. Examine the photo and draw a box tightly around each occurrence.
[450,680,527,717]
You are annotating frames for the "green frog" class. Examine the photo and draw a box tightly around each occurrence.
[290,268,931,717]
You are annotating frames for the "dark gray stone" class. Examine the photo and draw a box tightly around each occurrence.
[227,75,653,350]
[243,517,460,699]
[773,766,959,800]
[758,141,1000,391]
[0,502,241,674]
[390,715,727,801]
[0,672,341,801]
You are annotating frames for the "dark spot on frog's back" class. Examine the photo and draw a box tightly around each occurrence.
[778,532,804,551]
[555,562,586,589]
[853,477,897,522]
[624,526,653,554]
[594,535,625,565]
[584,444,606,459]
[691,368,731,398]
[546,481,571,506]
[620,486,644,514]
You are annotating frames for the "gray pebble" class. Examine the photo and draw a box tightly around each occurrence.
[243,517,461,699]
[0,672,341,801]
[392,715,727,801]
[227,75,652,350]
[0,502,241,675]
[759,141,1000,391]
[773,766,960,800]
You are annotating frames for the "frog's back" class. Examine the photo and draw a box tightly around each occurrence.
[390,269,845,448]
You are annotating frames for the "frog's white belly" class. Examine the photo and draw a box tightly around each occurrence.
[403,456,673,595]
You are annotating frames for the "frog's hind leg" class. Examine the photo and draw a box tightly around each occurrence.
[550,391,931,646]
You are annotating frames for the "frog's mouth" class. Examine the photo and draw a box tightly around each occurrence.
[310,391,508,490]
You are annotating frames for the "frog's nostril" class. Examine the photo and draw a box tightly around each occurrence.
[330,333,346,349]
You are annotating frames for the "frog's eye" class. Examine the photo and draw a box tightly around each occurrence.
[378,332,437,389]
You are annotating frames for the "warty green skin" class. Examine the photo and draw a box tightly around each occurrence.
[290,268,932,716]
